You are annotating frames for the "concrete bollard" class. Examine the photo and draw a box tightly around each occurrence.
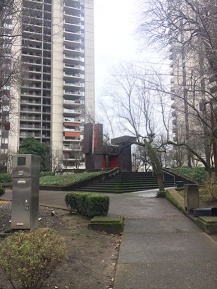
[184,184,199,214]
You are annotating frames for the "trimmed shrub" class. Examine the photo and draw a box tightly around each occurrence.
[0,187,5,196]
[75,193,90,216]
[0,173,12,184]
[65,192,109,217]
[65,193,77,213]
[86,194,109,218]
[0,229,67,289]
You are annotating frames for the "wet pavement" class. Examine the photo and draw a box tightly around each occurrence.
[109,190,217,289]
[2,189,217,288]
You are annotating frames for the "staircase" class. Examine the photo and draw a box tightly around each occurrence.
[78,171,176,194]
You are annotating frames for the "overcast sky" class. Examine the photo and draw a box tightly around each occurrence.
[93,0,171,139]
[94,0,140,99]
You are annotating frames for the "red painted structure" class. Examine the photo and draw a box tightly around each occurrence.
[83,123,135,172]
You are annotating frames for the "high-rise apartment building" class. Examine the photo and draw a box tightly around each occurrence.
[169,0,213,167]
[0,0,94,170]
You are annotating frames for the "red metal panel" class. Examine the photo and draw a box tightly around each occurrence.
[94,123,103,154]
[64,131,80,137]
[109,156,119,168]
[102,156,106,168]
[64,122,80,126]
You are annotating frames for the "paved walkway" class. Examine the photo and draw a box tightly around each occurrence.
[2,189,217,288]
[110,190,217,289]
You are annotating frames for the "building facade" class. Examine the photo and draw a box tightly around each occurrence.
[0,0,95,170]
[169,0,214,168]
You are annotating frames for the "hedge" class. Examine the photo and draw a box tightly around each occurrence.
[0,174,12,183]
[0,187,5,196]
[65,192,109,218]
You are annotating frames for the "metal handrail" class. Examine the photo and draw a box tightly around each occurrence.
[162,169,176,186]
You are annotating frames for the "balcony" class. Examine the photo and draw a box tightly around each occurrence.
[64,82,83,88]
[63,144,80,151]
[64,73,84,82]
[20,124,41,129]
[64,28,81,35]
[64,3,81,12]
[64,55,83,63]
[64,99,80,105]
[63,90,81,98]
[64,63,84,71]
[63,37,81,45]
[63,46,84,55]
[20,115,41,121]
[63,12,81,22]
[22,83,41,89]
[63,108,81,114]
[64,131,80,138]
[63,127,80,132]
[63,137,80,142]
[63,116,80,122]
[20,108,41,113]
[20,132,41,137]
[20,100,41,105]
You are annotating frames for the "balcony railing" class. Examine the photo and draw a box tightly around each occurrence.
[64,99,80,105]
[64,109,80,114]
[64,37,81,44]
[64,82,83,87]
[63,117,80,122]
[64,55,81,61]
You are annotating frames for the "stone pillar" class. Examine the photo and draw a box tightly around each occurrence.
[184,184,199,214]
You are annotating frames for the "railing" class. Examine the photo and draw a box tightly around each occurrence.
[162,169,176,186]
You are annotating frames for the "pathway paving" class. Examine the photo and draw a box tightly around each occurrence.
[2,189,217,288]
[108,190,217,289]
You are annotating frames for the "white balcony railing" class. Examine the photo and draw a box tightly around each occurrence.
[64,109,80,114]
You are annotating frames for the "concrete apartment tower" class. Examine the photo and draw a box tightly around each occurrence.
[1,0,95,170]
[169,0,211,168]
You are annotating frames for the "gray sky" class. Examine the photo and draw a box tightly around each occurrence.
[94,0,139,99]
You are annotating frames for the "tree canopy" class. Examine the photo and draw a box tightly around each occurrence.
[19,137,51,171]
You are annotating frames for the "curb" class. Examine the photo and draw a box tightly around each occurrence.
[166,188,217,235]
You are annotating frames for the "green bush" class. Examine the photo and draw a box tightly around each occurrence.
[0,187,5,196]
[0,229,67,289]
[40,171,103,186]
[86,194,110,218]
[65,193,77,213]
[0,173,12,184]
[170,167,208,184]
[40,171,54,177]
[65,192,109,217]
[75,193,90,216]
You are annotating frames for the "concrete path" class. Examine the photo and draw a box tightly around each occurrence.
[2,189,68,209]
[2,189,217,288]
[109,190,217,289]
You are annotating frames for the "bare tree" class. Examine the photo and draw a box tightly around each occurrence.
[101,62,172,192]
[138,0,217,170]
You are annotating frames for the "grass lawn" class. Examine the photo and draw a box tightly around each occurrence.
[39,171,104,186]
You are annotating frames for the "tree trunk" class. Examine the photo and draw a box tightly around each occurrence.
[144,140,165,192]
